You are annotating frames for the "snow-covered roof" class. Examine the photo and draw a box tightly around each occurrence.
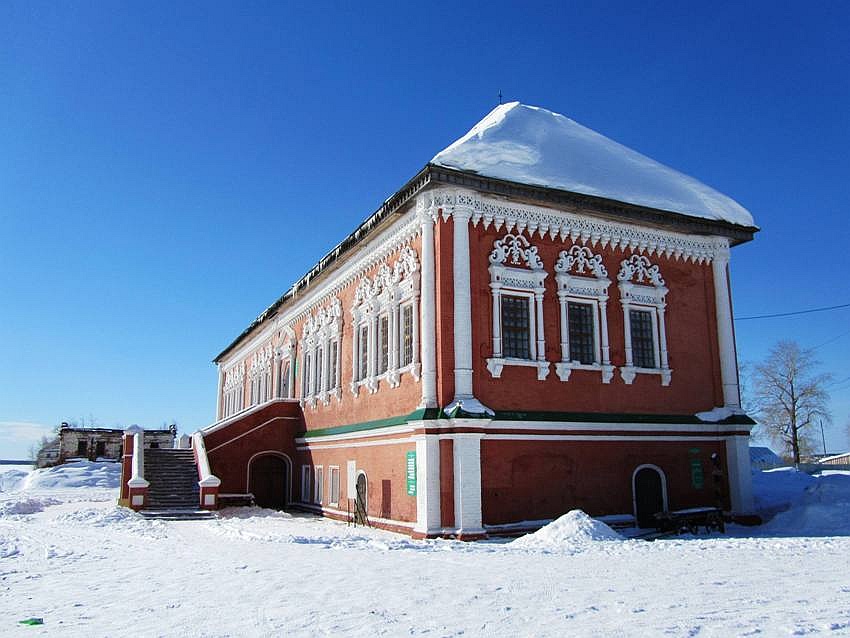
[432,102,755,228]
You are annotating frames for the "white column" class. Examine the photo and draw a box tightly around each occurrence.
[413,435,441,536]
[713,241,741,408]
[622,302,633,367]
[599,298,611,365]
[452,434,484,535]
[726,435,754,513]
[558,292,569,362]
[491,284,502,358]
[391,299,400,372]
[453,207,474,398]
[534,290,546,362]
[657,306,669,370]
[215,366,224,421]
[448,207,491,415]
[419,210,437,407]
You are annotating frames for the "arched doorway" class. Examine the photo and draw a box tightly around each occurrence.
[633,465,667,528]
[248,453,291,510]
[354,471,368,524]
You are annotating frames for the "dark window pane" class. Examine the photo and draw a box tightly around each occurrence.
[501,295,531,359]
[316,348,323,392]
[329,341,338,389]
[359,325,368,380]
[402,305,413,367]
[379,316,389,374]
[630,309,657,368]
[568,302,596,364]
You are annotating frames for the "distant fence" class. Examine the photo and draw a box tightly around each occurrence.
[796,463,850,475]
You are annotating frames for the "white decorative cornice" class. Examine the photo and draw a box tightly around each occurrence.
[489,233,544,270]
[352,246,420,309]
[420,187,719,264]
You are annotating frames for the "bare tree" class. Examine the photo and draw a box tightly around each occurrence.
[753,340,832,465]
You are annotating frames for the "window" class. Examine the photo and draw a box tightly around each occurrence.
[248,345,273,407]
[275,331,296,400]
[329,466,340,506]
[77,440,87,456]
[314,466,324,504]
[95,441,106,457]
[501,295,531,359]
[300,299,343,407]
[221,362,246,418]
[553,245,614,383]
[378,315,389,374]
[617,254,671,386]
[568,301,595,365]
[358,324,369,381]
[350,246,421,395]
[630,309,657,369]
[301,465,312,502]
[401,304,413,367]
[279,360,291,398]
[329,340,339,390]
[486,233,550,380]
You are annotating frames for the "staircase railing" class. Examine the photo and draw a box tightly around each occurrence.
[125,427,150,510]
[193,432,221,510]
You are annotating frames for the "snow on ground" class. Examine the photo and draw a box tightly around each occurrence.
[3,463,850,637]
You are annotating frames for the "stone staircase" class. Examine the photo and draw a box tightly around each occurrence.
[142,448,214,520]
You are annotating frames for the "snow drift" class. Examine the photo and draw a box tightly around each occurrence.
[20,460,121,491]
[512,510,623,549]
[432,102,755,228]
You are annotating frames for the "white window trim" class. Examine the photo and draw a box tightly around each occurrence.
[485,233,550,381]
[554,245,615,383]
[350,247,421,396]
[274,334,296,399]
[300,465,312,503]
[300,299,343,408]
[247,344,274,408]
[617,255,672,386]
[221,361,246,419]
[314,466,324,504]
[328,465,340,507]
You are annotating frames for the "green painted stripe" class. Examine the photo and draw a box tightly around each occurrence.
[300,407,444,438]
[300,407,753,439]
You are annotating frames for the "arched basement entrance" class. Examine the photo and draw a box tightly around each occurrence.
[248,453,291,510]
[632,464,668,528]
[354,471,368,524]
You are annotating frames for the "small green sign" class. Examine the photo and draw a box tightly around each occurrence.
[406,451,417,496]
[690,459,705,489]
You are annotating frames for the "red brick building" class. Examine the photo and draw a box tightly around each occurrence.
[200,103,758,537]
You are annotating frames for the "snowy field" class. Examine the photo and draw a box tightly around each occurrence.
[3,462,850,637]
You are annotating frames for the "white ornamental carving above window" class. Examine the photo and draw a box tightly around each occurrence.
[555,245,608,278]
[489,233,544,271]
[353,246,420,307]
[617,254,665,287]
[300,298,343,408]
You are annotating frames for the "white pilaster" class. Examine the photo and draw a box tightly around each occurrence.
[418,208,437,408]
[413,435,441,535]
[452,433,485,535]
[726,435,754,513]
[215,366,224,421]
[713,240,741,408]
[447,206,491,415]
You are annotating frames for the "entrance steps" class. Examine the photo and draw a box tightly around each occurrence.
[143,448,202,511]
[139,508,216,521]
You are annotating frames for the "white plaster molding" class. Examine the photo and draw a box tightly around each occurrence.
[487,232,549,382]
[617,254,672,386]
[350,247,421,396]
[300,298,343,409]
[420,187,719,263]
[554,245,613,383]
[712,237,741,408]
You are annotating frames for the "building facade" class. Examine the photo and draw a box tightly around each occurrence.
[202,104,757,538]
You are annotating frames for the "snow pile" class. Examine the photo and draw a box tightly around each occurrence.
[751,467,816,516]
[21,460,121,490]
[0,496,61,517]
[0,469,30,492]
[695,406,744,422]
[512,510,623,550]
[432,102,755,227]
[761,472,850,536]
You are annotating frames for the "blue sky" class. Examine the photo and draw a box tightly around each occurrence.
[1,1,848,458]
